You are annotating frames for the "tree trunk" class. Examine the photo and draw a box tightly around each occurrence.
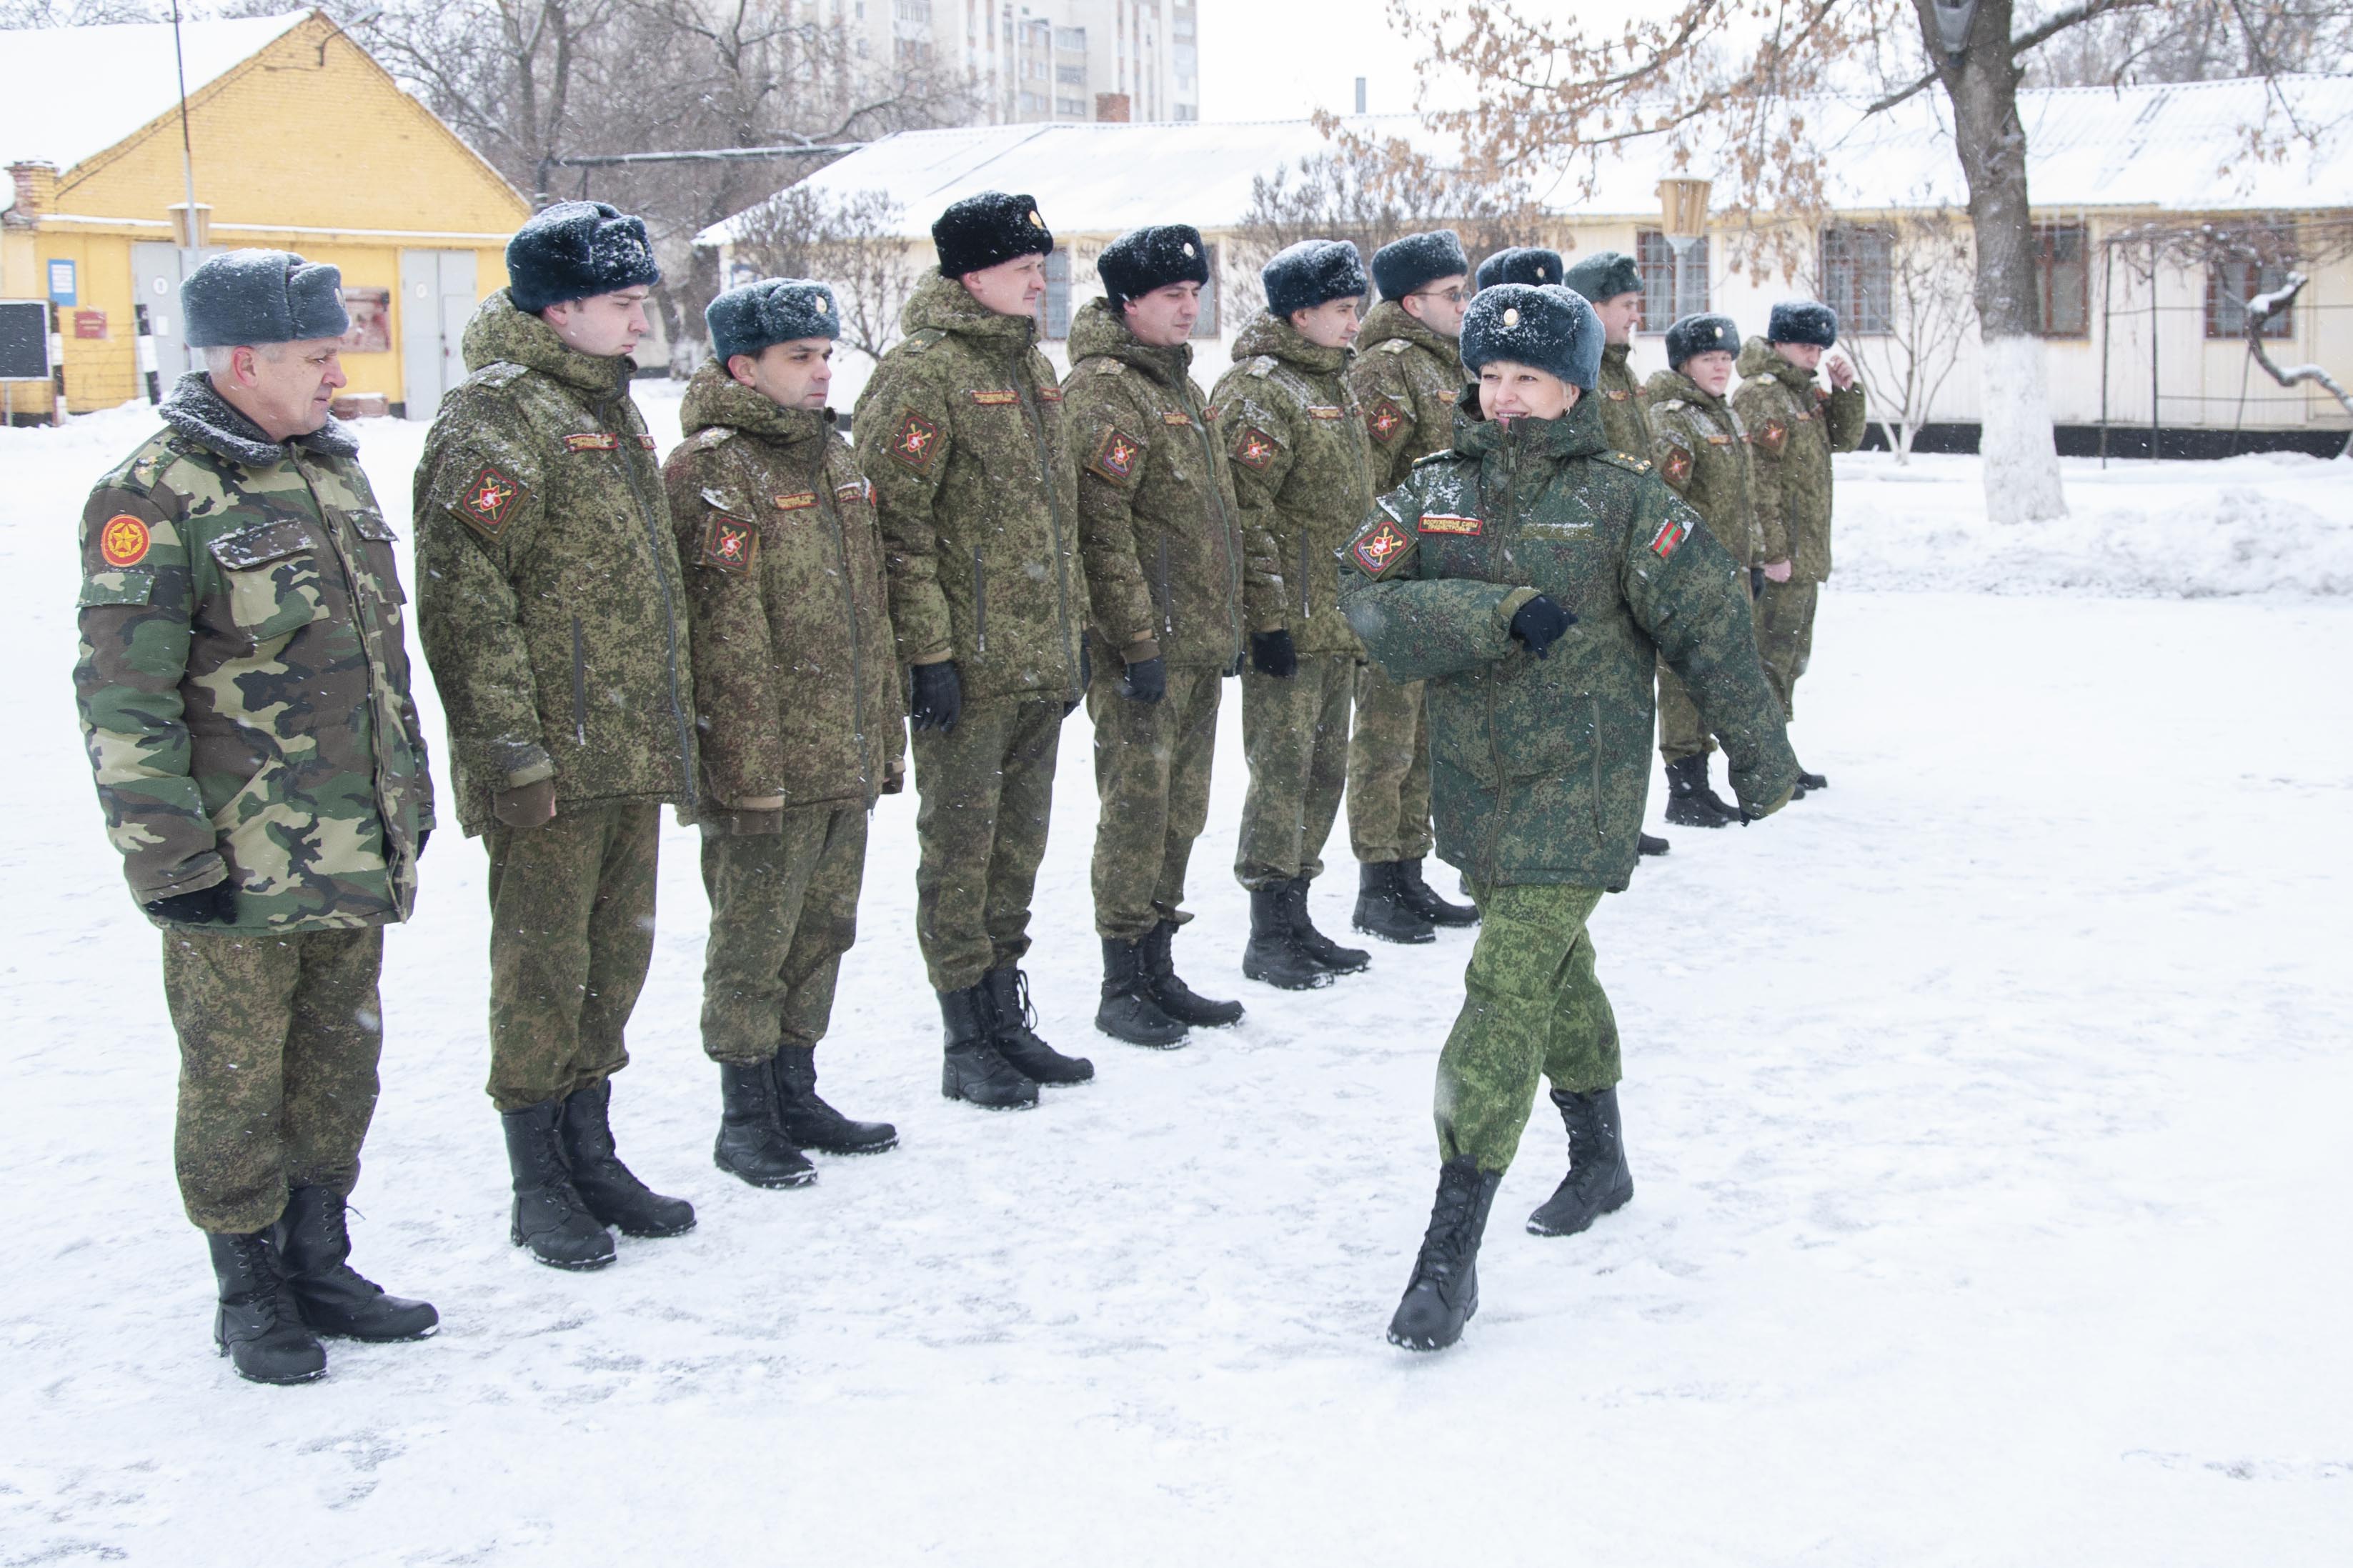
[1918,0,2069,521]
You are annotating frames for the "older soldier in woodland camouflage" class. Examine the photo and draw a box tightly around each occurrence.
[1340,284,1796,1354]
[73,251,437,1384]
[1733,301,1866,794]
[665,278,904,1189]
[855,191,1093,1109]
[1646,311,1774,830]
[1343,230,1483,942]
[1564,250,1671,857]
[414,202,698,1271]
[1213,240,1381,991]
[1063,224,1249,1049]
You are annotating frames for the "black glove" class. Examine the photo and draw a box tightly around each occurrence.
[417,828,432,859]
[1750,566,1766,599]
[1508,595,1575,659]
[910,659,962,733]
[1249,629,1298,679]
[1120,655,1167,704]
[144,879,237,927]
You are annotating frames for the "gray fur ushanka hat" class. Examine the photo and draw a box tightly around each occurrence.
[182,249,349,348]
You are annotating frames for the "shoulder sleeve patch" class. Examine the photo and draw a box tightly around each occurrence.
[1233,425,1282,471]
[1366,398,1409,445]
[456,464,529,536]
[1346,517,1418,580]
[1648,514,1691,560]
[97,512,154,568]
[1086,426,1147,485]
[700,513,760,574]
[1756,418,1789,455]
[1653,442,1693,492]
[890,408,942,472]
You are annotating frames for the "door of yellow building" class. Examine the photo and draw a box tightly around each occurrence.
[399,249,477,421]
[132,241,228,391]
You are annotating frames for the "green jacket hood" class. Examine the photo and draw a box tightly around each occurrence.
[1231,309,1348,376]
[461,288,634,396]
[900,271,1040,353]
[1066,296,1193,386]
[1357,299,1459,366]
[1738,334,1810,387]
[677,361,832,453]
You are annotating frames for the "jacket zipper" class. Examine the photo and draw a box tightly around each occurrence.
[972,548,988,654]
[610,399,697,805]
[1478,441,1513,887]
[1158,537,1173,639]
[824,466,873,802]
[1298,532,1310,621]
[1014,368,1079,692]
[1588,693,1605,843]
[571,615,587,746]
[1186,385,1244,654]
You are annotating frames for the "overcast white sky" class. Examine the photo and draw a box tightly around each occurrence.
[1193,0,1435,122]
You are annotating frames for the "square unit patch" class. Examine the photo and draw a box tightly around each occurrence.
[702,514,759,573]
[459,465,527,535]
[891,409,941,472]
[1417,513,1482,536]
[1234,426,1280,471]
[1648,516,1690,560]
[1351,519,1413,577]
[1368,399,1407,444]
[1088,426,1144,484]
[1758,419,1789,455]
[1659,446,1693,489]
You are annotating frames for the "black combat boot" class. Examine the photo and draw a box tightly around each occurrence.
[1286,877,1370,974]
[1241,884,1328,991]
[714,1059,818,1189]
[1353,862,1436,945]
[1663,754,1738,828]
[940,984,1040,1109]
[1386,1157,1503,1352]
[501,1101,616,1269]
[1142,919,1243,1027]
[1396,857,1480,927]
[1637,832,1671,857]
[1095,937,1188,1048]
[1796,765,1828,793]
[275,1187,438,1341]
[1525,1087,1635,1237]
[983,967,1095,1084]
[773,1048,898,1154]
[207,1229,327,1384]
[561,1079,697,1238]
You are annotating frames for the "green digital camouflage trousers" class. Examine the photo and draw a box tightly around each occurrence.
[484,801,660,1112]
[699,803,868,1064]
[1656,661,1714,763]
[1435,884,1621,1174]
[1089,664,1223,942]
[1235,653,1353,891]
[1756,579,1819,721]
[1347,658,1433,864]
[162,925,384,1234]
[912,695,1065,992]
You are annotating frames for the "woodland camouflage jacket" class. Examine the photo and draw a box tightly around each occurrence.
[664,364,904,814]
[412,290,697,836]
[73,374,432,930]
[1339,398,1796,891]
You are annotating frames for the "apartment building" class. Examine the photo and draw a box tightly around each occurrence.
[807,0,1200,123]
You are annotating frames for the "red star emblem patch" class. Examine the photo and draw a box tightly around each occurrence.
[1368,399,1406,444]
[1088,426,1144,484]
[460,465,525,534]
[701,514,758,574]
[1234,426,1278,471]
[1758,419,1789,455]
[1350,519,1413,578]
[892,409,940,472]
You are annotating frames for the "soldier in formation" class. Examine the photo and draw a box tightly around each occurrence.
[414,201,700,1270]
[665,278,904,1187]
[1733,301,1866,792]
[1563,250,1671,858]
[855,191,1094,1109]
[1343,229,1483,944]
[1212,241,1380,991]
[73,250,439,1382]
[1340,282,1797,1354]
[1646,310,1772,829]
[1063,224,1250,1048]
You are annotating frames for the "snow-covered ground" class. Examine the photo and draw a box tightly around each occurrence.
[3,399,2348,1564]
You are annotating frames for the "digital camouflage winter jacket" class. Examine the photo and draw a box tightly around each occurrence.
[412,290,697,837]
[1060,297,1245,671]
[1339,398,1796,891]
[1643,366,1778,569]
[1592,341,1652,457]
[663,364,904,815]
[1209,310,1377,654]
[73,374,433,929]
[852,272,1085,703]
[1732,336,1866,582]
[1348,299,1465,489]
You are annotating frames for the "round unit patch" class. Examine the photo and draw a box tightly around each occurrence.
[99,514,151,568]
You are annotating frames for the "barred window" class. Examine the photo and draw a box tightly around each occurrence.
[1037,248,1072,341]
[2034,224,2089,338]
[1818,226,1891,335]
[1635,230,1709,327]
[2208,255,2294,339]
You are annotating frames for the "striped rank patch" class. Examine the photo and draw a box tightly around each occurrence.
[563,432,621,451]
[970,389,1019,406]
[1417,513,1482,536]
[774,491,819,511]
[1648,516,1690,560]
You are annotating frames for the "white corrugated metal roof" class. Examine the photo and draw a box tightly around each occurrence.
[1,12,309,179]
[701,74,2353,245]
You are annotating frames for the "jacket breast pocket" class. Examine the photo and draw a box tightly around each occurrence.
[209,520,329,641]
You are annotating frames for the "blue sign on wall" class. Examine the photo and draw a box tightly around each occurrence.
[47,259,76,307]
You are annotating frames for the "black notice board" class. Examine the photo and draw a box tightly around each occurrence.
[0,301,51,380]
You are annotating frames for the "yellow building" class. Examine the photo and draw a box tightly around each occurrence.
[1,9,529,419]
